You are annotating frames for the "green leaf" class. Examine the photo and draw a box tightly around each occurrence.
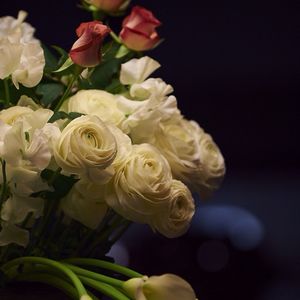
[52,45,69,67]
[48,111,84,123]
[53,57,74,73]
[40,169,78,200]
[42,44,58,72]
[36,83,64,107]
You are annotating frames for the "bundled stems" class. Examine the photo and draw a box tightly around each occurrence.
[1,257,89,299]
[0,256,141,300]
[62,258,143,278]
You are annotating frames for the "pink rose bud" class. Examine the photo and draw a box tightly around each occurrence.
[69,21,110,68]
[87,0,130,13]
[120,6,161,52]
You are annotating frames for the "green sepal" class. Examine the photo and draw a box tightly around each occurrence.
[53,57,74,73]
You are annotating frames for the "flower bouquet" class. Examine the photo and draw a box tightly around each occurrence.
[0,1,225,299]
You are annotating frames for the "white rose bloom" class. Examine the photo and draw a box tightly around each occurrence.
[117,95,180,143]
[129,78,173,101]
[0,105,33,125]
[65,90,127,132]
[53,115,117,183]
[153,118,225,197]
[0,11,45,88]
[105,143,173,223]
[123,274,197,300]
[120,56,160,85]
[2,122,52,170]
[150,180,195,238]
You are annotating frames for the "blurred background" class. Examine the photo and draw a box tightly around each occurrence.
[0,1,299,299]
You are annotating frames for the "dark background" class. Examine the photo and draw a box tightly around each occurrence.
[0,1,299,300]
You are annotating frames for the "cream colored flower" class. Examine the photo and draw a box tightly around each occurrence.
[120,56,160,85]
[153,118,225,197]
[105,143,172,223]
[123,274,197,300]
[1,194,44,224]
[65,90,126,131]
[0,11,45,88]
[129,78,173,101]
[53,115,117,183]
[117,95,180,143]
[150,180,195,238]
[11,41,45,89]
[0,105,33,125]
[0,222,29,247]
[61,180,108,229]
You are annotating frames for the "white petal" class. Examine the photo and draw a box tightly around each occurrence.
[0,39,22,79]
[120,56,160,85]
[0,222,29,247]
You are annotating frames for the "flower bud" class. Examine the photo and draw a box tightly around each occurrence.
[86,0,130,13]
[123,274,197,300]
[120,6,161,51]
[69,21,110,67]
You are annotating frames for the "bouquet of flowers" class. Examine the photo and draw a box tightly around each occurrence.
[0,1,225,299]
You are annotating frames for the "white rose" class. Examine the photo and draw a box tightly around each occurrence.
[105,143,173,223]
[153,118,225,197]
[0,105,33,125]
[53,115,117,183]
[117,95,180,143]
[2,123,52,170]
[150,180,195,238]
[65,90,126,132]
[129,78,173,101]
[61,180,108,229]
[123,274,197,300]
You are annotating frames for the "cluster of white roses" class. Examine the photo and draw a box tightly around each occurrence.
[0,56,224,246]
[0,13,224,248]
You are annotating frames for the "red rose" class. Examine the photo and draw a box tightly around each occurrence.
[120,6,161,51]
[87,0,130,13]
[69,21,110,68]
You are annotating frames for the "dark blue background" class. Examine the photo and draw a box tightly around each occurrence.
[0,1,299,300]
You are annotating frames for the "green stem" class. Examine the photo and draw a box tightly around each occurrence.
[3,78,10,107]
[12,265,99,300]
[110,31,122,44]
[13,272,81,300]
[1,256,88,298]
[54,72,79,112]
[0,159,8,206]
[88,216,126,254]
[63,263,124,288]
[62,258,142,278]
[79,275,130,300]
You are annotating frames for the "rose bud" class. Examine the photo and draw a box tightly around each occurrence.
[86,0,130,13]
[120,6,161,52]
[69,21,110,67]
